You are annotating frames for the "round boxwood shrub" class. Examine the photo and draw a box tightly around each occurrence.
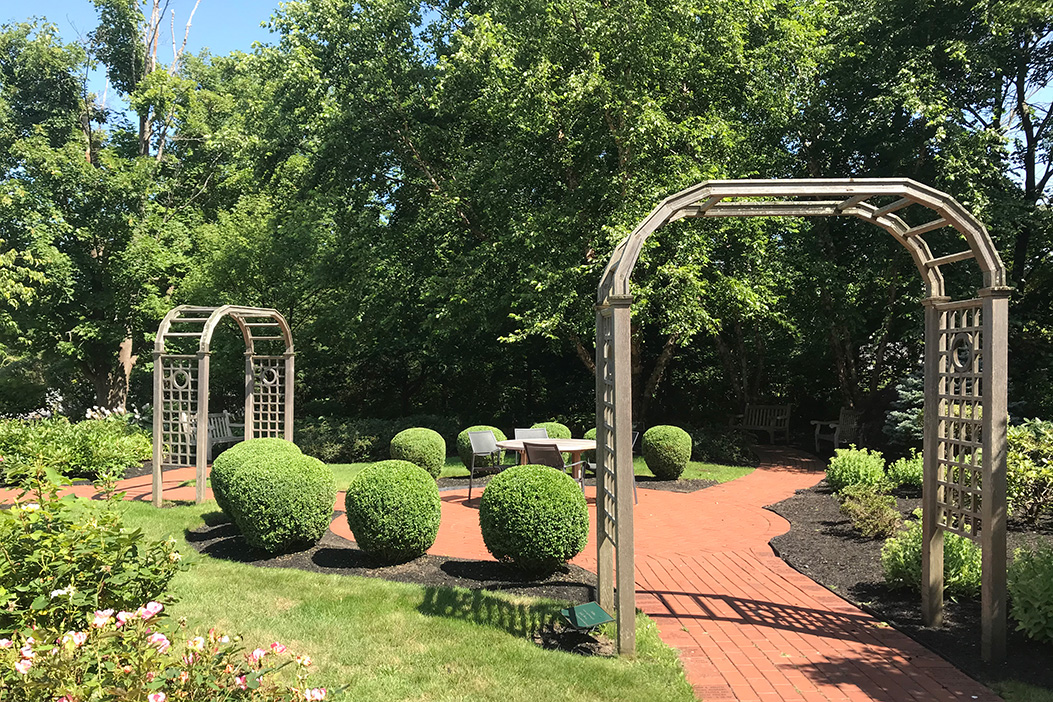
[344,460,441,563]
[456,425,507,466]
[583,427,597,463]
[531,421,572,439]
[479,465,588,574]
[389,427,446,478]
[642,425,692,480]
[211,439,335,555]
[210,437,304,516]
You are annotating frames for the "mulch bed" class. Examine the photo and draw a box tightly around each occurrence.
[768,483,1053,691]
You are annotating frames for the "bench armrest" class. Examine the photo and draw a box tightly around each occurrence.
[810,419,839,427]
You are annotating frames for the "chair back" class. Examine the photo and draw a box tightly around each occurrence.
[514,427,548,440]
[523,441,564,469]
[469,430,499,455]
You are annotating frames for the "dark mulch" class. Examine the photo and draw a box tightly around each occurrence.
[186,511,598,604]
[768,482,1053,692]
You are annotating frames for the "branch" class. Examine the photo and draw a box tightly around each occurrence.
[171,0,203,74]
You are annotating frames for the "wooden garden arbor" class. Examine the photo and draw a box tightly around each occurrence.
[151,305,295,507]
[595,178,1010,661]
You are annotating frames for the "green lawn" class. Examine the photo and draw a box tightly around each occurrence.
[328,455,755,491]
[119,501,695,701]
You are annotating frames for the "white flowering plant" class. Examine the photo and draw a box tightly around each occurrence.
[0,602,337,701]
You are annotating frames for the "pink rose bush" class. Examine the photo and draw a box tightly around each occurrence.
[0,604,338,701]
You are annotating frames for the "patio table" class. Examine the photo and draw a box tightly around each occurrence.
[495,438,597,480]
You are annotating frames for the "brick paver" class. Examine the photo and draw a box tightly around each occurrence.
[2,448,1001,701]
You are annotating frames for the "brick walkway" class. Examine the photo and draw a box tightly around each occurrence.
[3,449,1001,701]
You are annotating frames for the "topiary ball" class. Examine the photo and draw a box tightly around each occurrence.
[389,427,446,478]
[642,425,692,480]
[344,460,441,564]
[210,438,304,517]
[211,439,335,555]
[582,427,597,463]
[531,421,572,439]
[479,465,588,574]
[456,425,507,466]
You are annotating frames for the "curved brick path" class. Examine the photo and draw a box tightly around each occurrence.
[4,448,1000,701]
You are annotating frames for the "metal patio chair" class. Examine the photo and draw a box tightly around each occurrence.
[514,427,549,440]
[523,440,587,492]
[467,430,514,501]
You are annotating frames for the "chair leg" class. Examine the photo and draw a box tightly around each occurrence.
[469,455,476,502]
[633,476,638,504]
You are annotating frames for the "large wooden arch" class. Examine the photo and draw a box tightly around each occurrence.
[151,305,295,506]
[595,178,1010,661]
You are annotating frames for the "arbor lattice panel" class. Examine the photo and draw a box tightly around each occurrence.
[158,356,199,466]
[251,356,286,438]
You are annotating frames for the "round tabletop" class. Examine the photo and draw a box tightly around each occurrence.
[495,438,597,452]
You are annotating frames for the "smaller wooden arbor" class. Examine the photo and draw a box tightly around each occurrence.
[595,178,1010,661]
[151,305,294,506]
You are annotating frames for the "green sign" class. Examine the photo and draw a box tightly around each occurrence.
[559,602,614,631]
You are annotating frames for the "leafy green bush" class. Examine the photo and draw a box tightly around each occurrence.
[880,512,981,598]
[641,425,692,480]
[1008,544,1053,644]
[456,425,508,466]
[690,426,757,466]
[1006,418,1053,522]
[838,484,900,538]
[883,371,924,448]
[344,460,441,563]
[0,414,151,484]
[0,610,334,701]
[0,468,185,634]
[825,447,886,492]
[389,427,446,478]
[210,438,304,517]
[296,415,457,463]
[887,451,923,490]
[582,427,597,463]
[211,438,336,555]
[530,421,571,439]
[479,465,588,574]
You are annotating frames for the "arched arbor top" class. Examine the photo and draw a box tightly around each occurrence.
[598,178,1007,303]
[154,305,294,356]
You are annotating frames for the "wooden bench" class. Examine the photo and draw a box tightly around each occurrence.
[811,407,860,453]
[180,410,244,461]
[729,404,791,444]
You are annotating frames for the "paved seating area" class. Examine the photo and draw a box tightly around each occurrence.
[2,448,1001,701]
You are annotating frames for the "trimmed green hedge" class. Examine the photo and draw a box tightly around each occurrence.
[642,425,692,480]
[456,425,507,466]
[344,460,441,563]
[295,415,457,463]
[531,421,571,439]
[390,427,446,478]
[210,438,335,555]
[479,465,588,574]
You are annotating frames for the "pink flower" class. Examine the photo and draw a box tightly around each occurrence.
[92,609,114,628]
[296,654,312,667]
[270,641,287,654]
[235,675,247,690]
[178,670,189,684]
[248,647,267,663]
[148,693,166,702]
[148,632,171,653]
[0,639,10,648]
[14,658,31,675]
[186,636,205,652]
[61,631,88,648]
[115,611,135,627]
[137,601,164,621]
[19,645,34,659]
[304,688,327,701]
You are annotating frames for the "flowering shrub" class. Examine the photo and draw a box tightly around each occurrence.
[0,602,336,701]
[0,468,186,634]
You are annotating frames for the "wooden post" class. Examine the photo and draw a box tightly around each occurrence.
[980,287,1010,662]
[595,304,615,616]
[196,352,210,504]
[610,295,636,655]
[244,352,254,441]
[284,351,295,442]
[922,297,948,627]
[152,351,164,507]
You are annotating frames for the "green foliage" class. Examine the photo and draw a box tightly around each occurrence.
[582,427,597,463]
[880,513,982,598]
[296,416,457,464]
[1008,544,1053,644]
[838,484,900,538]
[456,425,508,467]
[210,439,335,555]
[1006,418,1053,522]
[0,414,151,484]
[641,426,692,480]
[825,447,886,493]
[0,469,184,634]
[887,450,923,490]
[530,422,571,439]
[883,372,924,449]
[690,426,757,466]
[478,465,588,574]
[343,460,441,564]
[389,427,446,478]
[0,613,334,701]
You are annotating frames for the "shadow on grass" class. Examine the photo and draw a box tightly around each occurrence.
[418,585,565,639]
